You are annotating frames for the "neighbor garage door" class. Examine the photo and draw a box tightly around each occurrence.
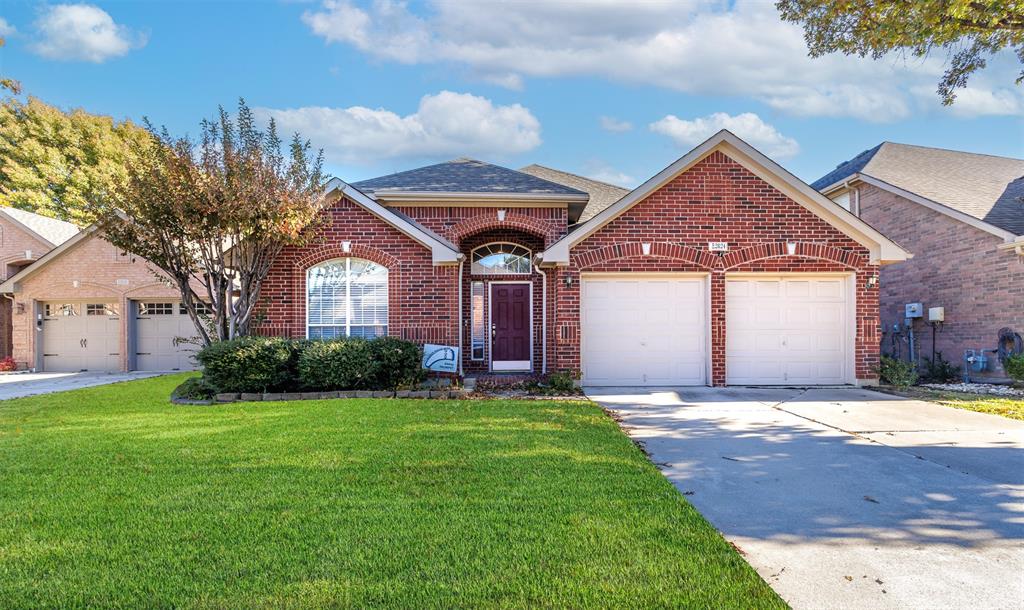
[134,301,201,371]
[726,275,851,385]
[582,276,707,386]
[41,302,121,372]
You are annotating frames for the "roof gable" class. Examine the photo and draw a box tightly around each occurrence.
[0,207,80,248]
[542,130,909,265]
[353,158,588,199]
[816,142,1024,237]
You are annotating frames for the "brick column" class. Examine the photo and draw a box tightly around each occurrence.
[710,270,726,386]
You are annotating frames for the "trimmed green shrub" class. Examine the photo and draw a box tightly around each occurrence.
[1005,354,1024,383]
[367,337,425,390]
[298,339,375,391]
[878,355,919,388]
[195,337,303,393]
[172,377,217,401]
[544,371,578,394]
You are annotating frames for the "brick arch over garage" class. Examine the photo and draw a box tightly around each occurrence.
[451,212,558,247]
[723,242,868,271]
[574,242,718,271]
[289,243,404,339]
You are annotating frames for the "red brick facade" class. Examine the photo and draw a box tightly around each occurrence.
[259,150,883,385]
[856,183,1024,378]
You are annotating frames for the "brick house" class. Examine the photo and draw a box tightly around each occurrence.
[260,130,908,386]
[0,207,80,359]
[814,142,1024,379]
[0,224,201,372]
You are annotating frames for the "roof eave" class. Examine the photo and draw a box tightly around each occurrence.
[369,190,589,203]
[328,179,461,265]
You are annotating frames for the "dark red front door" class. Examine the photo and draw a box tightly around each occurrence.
[491,283,530,368]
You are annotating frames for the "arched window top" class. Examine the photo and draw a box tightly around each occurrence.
[471,243,531,275]
[307,257,388,339]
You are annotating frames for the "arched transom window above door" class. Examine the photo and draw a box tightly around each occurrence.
[307,258,388,339]
[471,243,531,275]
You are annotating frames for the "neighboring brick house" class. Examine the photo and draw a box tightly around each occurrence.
[814,142,1024,379]
[260,130,907,386]
[0,225,201,372]
[0,207,80,358]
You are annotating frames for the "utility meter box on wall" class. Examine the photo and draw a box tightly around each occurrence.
[905,302,924,318]
[928,307,945,322]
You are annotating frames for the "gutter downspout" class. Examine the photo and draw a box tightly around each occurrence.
[534,257,547,374]
[457,255,465,377]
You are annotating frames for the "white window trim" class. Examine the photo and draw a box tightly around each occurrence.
[471,242,533,276]
[305,257,389,339]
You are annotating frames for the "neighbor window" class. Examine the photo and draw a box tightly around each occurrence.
[86,303,119,317]
[471,243,531,275]
[470,281,485,360]
[307,258,388,339]
[140,302,174,316]
[45,303,78,317]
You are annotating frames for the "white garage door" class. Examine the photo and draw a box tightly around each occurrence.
[41,302,121,372]
[726,276,851,385]
[582,276,707,386]
[134,301,202,371]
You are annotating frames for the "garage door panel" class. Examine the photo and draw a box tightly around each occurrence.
[583,277,707,386]
[42,302,121,372]
[135,302,201,371]
[727,277,850,385]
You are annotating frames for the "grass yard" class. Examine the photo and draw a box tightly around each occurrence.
[879,386,1024,421]
[0,374,783,609]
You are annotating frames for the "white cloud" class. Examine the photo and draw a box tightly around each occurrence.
[256,90,541,164]
[32,4,145,62]
[0,18,16,37]
[599,116,633,133]
[584,164,634,187]
[301,0,1022,121]
[650,112,800,158]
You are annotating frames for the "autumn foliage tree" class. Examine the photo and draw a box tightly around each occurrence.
[777,0,1024,105]
[98,100,327,345]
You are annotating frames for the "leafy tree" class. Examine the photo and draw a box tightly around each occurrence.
[0,96,150,224]
[1,37,20,94]
[777,0,1024,104]
[98,99,328,345]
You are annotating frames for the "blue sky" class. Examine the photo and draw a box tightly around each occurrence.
[1,1,1022,187]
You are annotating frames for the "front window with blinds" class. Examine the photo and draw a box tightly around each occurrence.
[307,258,388,339]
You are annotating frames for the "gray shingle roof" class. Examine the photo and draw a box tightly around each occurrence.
[353,158,588,197]
[0,207,80,247]
[813,142,1024,236]
[518,164,630,223]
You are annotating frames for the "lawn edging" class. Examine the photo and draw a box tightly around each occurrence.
[172,388,473,405]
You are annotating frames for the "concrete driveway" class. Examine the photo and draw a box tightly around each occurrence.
[587,386,1024,610]
[0,371,163,400]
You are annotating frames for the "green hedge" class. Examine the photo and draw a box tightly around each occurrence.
[1005,354,1024,383]
[195,336,424,394]
[195,337,306,394]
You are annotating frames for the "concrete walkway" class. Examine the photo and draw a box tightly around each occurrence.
[0,371,163,400]
[587,386,1024,610]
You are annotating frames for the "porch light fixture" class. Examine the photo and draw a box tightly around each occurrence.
[867,274,879,289]
[497,209,507,222]
[16,302,24,314]
[72,280,79,288]
[641,243,652,255]
[342,241,352,253]
[786,242,797,256]
[564,276,573,288]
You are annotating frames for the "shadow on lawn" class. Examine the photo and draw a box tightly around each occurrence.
[591,395,1024,550]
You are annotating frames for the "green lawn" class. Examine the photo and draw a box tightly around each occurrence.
[0,374,782,609]
[880,386,1024,421]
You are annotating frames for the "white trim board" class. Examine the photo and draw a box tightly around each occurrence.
[327,179,461,265]
[541,130,910,266]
